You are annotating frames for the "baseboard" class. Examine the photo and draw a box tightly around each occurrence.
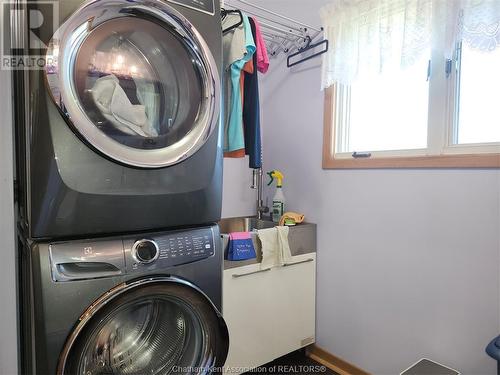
[306,345,371,375]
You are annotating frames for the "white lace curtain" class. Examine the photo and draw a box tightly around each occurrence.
[320,0,500,88]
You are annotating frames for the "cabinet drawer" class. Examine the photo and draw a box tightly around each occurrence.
[223,254,316,374]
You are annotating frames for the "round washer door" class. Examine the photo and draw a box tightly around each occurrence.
[57,278,229,375]
[45,0,220,168]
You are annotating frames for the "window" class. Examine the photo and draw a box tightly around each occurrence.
[335,55,430,154]
[455,43,500,146]
[321,1,500,168]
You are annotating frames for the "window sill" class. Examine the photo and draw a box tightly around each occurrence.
[322,153,500,169]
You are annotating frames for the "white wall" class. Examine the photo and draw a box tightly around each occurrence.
[249,1,500,373]
[222,158,256,218]
[0,59,18,373]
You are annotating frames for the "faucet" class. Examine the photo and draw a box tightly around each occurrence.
[251,168,269,220]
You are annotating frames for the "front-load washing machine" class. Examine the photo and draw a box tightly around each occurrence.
[18,224,229,374]
[14,0,223,239]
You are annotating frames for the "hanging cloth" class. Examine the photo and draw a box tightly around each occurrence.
[222,14,256,154]
[252,18,270,74]
[224,48,255,159]
[226,17,264,166]
[242,17,263,169]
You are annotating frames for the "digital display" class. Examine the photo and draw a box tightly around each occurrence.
[167,0,215,15]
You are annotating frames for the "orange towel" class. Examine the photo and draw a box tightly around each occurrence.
[279,212,306,227]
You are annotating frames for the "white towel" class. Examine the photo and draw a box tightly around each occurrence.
[277,226,292,266]
[258,227,292,270]
[258,228,279,270]
[91,74,159,137]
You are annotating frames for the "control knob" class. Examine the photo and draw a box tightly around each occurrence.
[132,239,159,264]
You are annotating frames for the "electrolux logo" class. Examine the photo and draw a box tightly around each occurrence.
[0,0,59,70]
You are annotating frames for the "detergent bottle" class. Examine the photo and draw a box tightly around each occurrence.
[267,170,286,223]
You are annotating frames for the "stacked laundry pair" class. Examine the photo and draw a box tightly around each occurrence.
[222,13,269,169]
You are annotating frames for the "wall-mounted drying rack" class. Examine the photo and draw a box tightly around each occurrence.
[223,0,328,67]
[221,8,243,33]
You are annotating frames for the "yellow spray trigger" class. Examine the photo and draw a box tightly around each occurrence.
[267,170,284,187]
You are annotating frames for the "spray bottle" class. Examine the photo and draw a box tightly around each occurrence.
[267,170,286,223]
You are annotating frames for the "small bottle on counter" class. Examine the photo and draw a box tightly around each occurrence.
[267,170,286,223]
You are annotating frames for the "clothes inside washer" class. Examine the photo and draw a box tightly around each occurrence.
[91,74,160,137]
[77,299,196,374]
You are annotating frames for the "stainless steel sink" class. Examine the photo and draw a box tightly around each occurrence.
[219,217,318,269]
[218,216,275,234]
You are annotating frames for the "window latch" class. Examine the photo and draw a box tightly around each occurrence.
[352,152,372,158]
[426,60,432,81]
[445,59,453,78]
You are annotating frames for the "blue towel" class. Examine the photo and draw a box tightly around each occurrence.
[227,232,257,261]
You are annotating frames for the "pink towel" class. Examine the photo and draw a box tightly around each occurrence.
[229,232,251,241]
[252,17,269,74]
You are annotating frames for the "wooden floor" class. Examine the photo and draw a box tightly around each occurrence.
[244,350,339,375]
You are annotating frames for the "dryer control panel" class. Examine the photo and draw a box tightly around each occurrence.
[124,227,216,274]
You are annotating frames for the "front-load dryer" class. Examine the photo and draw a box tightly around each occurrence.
[14,0,223,239]
[18,224,229,374]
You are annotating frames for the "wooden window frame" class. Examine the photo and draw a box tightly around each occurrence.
[322,86,500,169]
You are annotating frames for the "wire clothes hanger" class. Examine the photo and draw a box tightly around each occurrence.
[221,8,244,34]
[222,0,329,67]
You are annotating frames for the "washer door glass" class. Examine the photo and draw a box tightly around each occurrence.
[59,280,229,375]
[45,0,220,168]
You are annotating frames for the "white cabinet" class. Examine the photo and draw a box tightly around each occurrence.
[223,253,316,374]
